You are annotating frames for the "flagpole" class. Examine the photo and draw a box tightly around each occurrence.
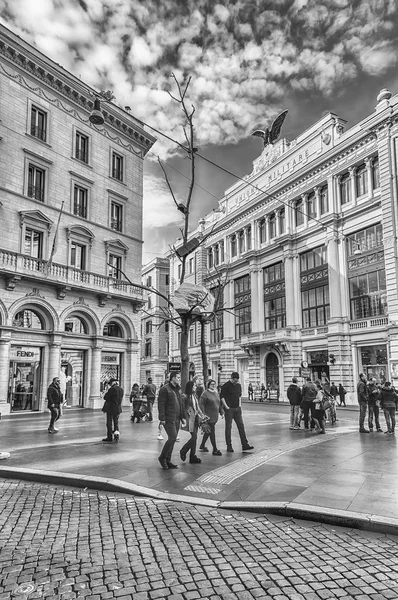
[45,201,64,275]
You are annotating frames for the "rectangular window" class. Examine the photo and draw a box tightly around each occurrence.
[30,106,47,142]
[110,201,123,231]
[165,274,170,286]
[24,229,43,258]
[372,157,379,189]
[112,152,124,181]
[145,320,152,334]
[234,275,251,338]
[269,214,276,239]
[259,219,266,243]
[238,230,245,253]
[246,227,252,250]
[219,240,224,263]
[264,296,286,330]
[295,199,304,226]
[355,164,368,197]
[28,164,45,201]
[279,209,285,234]
[307,193,316,220]
[108,254,121,278]
[73,185,88,219]
[231,235,237,257]
[340,173,351,205]
[207,248,213,269]
[210,285,224,344]
[350,272,387,319]
[75,131,89,163]
[70,242,86,270]
[263,262,286,330]
[300,246,327,271]
[189,328,195,347]
[347,224,383,255]
[189,257,194,274]
[145,339,152,357]
[320,185,328,214]
[301,285,330,328]
[214,245,219,266]
[146,276,152,287]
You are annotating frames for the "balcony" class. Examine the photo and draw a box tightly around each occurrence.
[241,329,292,346]
[350,317,388,330]
[0,249,143,302]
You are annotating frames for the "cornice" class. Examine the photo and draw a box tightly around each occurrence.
[0,38,156,157]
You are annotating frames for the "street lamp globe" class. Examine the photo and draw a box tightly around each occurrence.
[89,98,105,125]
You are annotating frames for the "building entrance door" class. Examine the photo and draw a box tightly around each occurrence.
[61,350,85,407]
[265,353,279,401]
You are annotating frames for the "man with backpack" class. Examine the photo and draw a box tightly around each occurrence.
[301,377,318,430]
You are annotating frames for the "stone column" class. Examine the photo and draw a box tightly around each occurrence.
[365,157,373,198]
[48,337,62,382]
[314,186,321,218]
[88,341,103,409]
[349,166,356,206]
[284,253,297,328]
[327,236,343,321]
[0,334,11,413]
[302,194,308,227]
[286,202,293,234]
[335,175,342,211]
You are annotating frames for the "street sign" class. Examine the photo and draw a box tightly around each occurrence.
[168,362,181,373]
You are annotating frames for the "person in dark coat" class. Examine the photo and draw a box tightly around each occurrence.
[286,377,302,430]
[379,381,398,434]
[220,372,254,453]
[357,373,369,433]
[338,383,347,406]
[368,378,382,432]
[301,378,318,430]
[142,377,156,422]
[102,378,124,442]
[180,380,206,464]
[248,382,254,401]
[157,372,186,469]
[47,376,63,433]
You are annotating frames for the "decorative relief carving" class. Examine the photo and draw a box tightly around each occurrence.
[25,287,45,298]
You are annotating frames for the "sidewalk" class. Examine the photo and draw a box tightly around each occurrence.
[1,403,397,534]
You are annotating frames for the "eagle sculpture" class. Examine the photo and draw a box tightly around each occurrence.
[252,109,289,148]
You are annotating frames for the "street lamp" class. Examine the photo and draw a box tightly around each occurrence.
[89,98,105,125]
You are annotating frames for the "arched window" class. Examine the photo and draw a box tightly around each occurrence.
[13,309,43,329]
[103,321,123,337]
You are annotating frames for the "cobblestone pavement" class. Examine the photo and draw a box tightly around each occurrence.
[1,479,398,600]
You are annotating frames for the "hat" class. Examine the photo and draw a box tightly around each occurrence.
[231,371,239,379]
[108,378,118,385]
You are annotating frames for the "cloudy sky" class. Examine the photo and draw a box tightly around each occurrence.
[1,0,398,263]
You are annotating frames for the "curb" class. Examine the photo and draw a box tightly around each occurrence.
[1,466,397,536]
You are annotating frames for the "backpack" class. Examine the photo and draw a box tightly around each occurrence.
[303,383,317,400]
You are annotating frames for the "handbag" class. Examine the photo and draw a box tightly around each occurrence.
[199,417,211,435]
[321,396,332,411]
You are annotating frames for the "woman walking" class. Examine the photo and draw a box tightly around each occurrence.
[199,379,222,456]
[180,380,205,464]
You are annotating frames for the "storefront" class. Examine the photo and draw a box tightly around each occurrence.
[100,351,122,395]
[8,345,41,412]
[307,350,330,383]
[358,344,388,384]
[60,350,86,407]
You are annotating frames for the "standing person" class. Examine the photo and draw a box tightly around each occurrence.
[368,378,383,432]
[248,382,254,401]
[47,377,63,434]
[301,378,318,430]
[313,380,326,434]
[180,380,206,464]
[142,377,156,422]
[357,373,369,433]
[338,383,347,406]
[330,382,338,404]
[379,381,398,435]
[261,383,267,402]
[220,372,254,453]
[102,378,124,442]
[286,377,302,430]
[129,383,142,423]
[199,379,222,455]
[158,372,186,469]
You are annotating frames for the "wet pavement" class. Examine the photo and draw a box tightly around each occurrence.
[1,402,397,531]
[1,478,398,600]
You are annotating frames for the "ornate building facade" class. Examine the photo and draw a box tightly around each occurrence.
[169,88,398,404]
[0,24,155,414]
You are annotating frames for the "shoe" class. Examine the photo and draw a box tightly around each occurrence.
[167,462,178,469]
[377,429,383,433]
[113,431,120,442]
[158,456,168,469]
[293,426,300,430]
[180,449,187,462]
[199,447,209,452]
[176,437,180,441]
[48,429,55,434]
[359,429,370,433]
[227,447,234,452]
[53,427,59,432]
[189,456,201,464]
[318,430,326,434]
[212,450,222,456]
[242,445,254,451]
[289,427,294,430]
[369,428,374,432]
[102,438,113,442]
[148,418,153,422]
[157,434,164,440]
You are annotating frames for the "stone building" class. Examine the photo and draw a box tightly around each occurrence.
[169,89,398,404]
[140,257,170,387]
[0,24,155,414]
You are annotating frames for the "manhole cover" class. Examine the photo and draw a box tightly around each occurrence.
[15,582,36,595]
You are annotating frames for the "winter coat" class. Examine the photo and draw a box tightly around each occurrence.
[367,383,380,406]
[286,384,302,406]
[102,384,124,416]
[183,393,206,433]
[158,382,186,424]
[357,379,369,403]
[47,382,63,409]
[142,383,156,400]
[379,386,398,410]
[301,381,318,402]
[330,384,338,397]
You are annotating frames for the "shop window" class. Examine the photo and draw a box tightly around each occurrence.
[13,309,43,329]
[73,185,88,219]
[340,173,351,205]
[295,199,304,226]
[355,164,368,197]
[320,185,328,214]
[30,105,47,142]
[28,164,45,202]
[103,321,123,337]
[75,131,89,163]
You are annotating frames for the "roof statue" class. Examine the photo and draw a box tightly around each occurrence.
[251,109,289,148]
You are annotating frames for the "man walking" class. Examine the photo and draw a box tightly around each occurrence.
[357,372,369,433]
[142,377,156,422]
[287,377,302,430]
[158,372,186,469]
[47,376,63,433]
[220,372,254,453]
[102,378,124,442]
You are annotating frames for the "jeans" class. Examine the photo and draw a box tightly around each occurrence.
[289,405,300,428]
[359,402,368,430]
[146,399,154,421]
[160,420,180,462]
[180,420,199,459]
[200,422,218,451]
[48,406,60,431]
[383,407,396,433]
[106,413,120,439]
[301,401,314,429]
[368,405,381,431]
[224,407,249,449]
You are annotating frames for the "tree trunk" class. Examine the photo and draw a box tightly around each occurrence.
[200,319,209,387]
[180,314,191,392]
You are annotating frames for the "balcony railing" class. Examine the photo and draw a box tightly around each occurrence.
[0,249,143,300]
[350,317,388,330]
[30,126,47,141]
